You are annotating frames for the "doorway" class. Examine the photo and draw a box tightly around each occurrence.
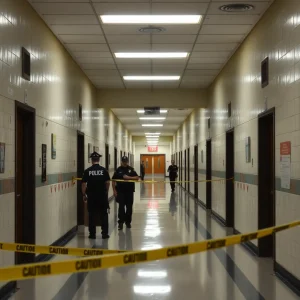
[77,131,85,227]
[140,154,165,175]
[180,151,183,187]
[15,102,36,264]
[194,145,198,199]
[226,130,234,227]
[120,150,122,163]
[258,108,275,257]
[187,148,190,193]
[206,139,212,209]
[184,150,187,190]
[105,144,109,170]
[114,147,117,170]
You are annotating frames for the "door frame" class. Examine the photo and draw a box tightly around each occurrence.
[258,107,275,258]
[77,131,85,226]
[206,139,212,209]
[184,149,187,190]
[114,147,117,170]
[194,145,198,199]
[140,154,166,176]
[15,101,36,264]
[187,148,190,193]
[225,129,234,227]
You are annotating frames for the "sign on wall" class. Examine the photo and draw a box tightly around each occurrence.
[42,144,47,182]
[0,143,5,173]
[51,134,56,159]
[148,146,158,152]
[280,141,291,189]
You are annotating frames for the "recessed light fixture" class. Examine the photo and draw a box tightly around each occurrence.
[146,135,160,138]
[138,110,167,114]
[144,132,161,134]
[139,117,166,120]
[124,76,180,81]
[100,15,202,24]
[115,52,188,59]
[142,124,163,127]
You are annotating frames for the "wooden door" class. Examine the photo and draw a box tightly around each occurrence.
[141,155,153,174]
[153,155,165,174]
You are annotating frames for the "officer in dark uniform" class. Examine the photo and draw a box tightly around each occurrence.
[82,152,110,239]
[112,156,139,230]
[167,160,178,192]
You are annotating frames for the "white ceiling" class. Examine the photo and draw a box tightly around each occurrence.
[111,108,193,136]
[28,0,274,89]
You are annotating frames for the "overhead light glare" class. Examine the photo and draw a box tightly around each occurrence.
[100,15,201,24]
[139,117,166,120]
[137,110,167,114]
[115,52,188,58]
[142,124,163,127]
[124,76,180,81]
[134,285,171,294]
[144,132,161,134]
[146,135,160,138]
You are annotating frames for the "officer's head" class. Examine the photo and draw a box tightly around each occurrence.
[171,160,175,165]
[90,152,102,164]
[121,156,129,167]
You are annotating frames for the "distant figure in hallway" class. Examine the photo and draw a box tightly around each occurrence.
[140,161,145,180]
[168,160,178,192]
[82,152,111,239]
[112,156,140,230]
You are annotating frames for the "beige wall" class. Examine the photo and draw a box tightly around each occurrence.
[0,0,131,287]
[173,0,300,281]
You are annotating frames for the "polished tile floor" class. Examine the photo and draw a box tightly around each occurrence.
[9,180,299,300]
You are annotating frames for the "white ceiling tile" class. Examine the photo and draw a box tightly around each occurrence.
[125,82,152,89]
[200,25,252,35]
[187,63,224,69]
[151,44,194,52]
[31,3,93,14]
[81,63,117,70]
[152,65,185,71]
[94,3,150,14]
[66,44,109,51]
[189,56,227,64]
[197,34,245,43]
[204,15,259,25]
[152,69,184,75]
[151,59,187,65]
[191,51,231,58]
[77,57,114,63]
[31,0,89,2]
[180,81,210,88]
[184,69,219,76]
[106,35,150,44]
[51,25,102,35]
[73,52,112,58]
[152,35,197,44]
[85,69,120,76]
[118,64,151,70]
[119,69,151,76]
[96,83,124,89]
[59,34,105,43]
[43,15,98,25]
[193,43,238,51]
[110,44,151,52]
[151,3,209,14]
[89,75,121,81]
[115,58,151,65]
[182,75,215,82]
[152,82,180,88]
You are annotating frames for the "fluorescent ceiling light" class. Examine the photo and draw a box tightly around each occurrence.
[101,15,201,24]
[142,124,163,127]
[124,76,180,81]
[138,110,167,114]
[146,136,160,138]
[140,117,165,121]
[115,52,188,58]
[144,132,161,134]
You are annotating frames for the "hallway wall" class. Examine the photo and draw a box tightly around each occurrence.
[173,0,300,282]
[0,0,131,287]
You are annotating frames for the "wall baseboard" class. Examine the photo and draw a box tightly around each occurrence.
[211,210,226,227]
[275,261,300,297]
[233,228,259,256]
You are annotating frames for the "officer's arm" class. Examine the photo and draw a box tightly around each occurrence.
[112,171,118,195]
[123,169,139,181]
[105,171,111,192]
[81,171,88,197]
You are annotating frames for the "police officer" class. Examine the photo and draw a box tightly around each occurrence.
[112,156,139,230]
[82,152,110,239]
[167,160,178,192]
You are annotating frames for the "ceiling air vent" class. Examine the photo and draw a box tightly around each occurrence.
[219,4,254,12]
[144,107,160,115]
[139,26,166,33]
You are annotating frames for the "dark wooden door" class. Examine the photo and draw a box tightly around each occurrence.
[194,145,198,199]
[77,132,84,226]
[226,130,234,227]
[206,140,212,209]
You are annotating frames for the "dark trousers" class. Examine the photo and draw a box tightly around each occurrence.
[117,192,134,225]
[170,175,176,190]
[141,172,145,180]
[88,208,108,236]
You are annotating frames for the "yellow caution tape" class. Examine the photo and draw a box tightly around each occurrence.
[0,242,125,256]
[73,176,233,184]
[0,220,298,281]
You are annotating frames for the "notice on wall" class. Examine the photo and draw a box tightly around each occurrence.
[280,141,291,189]
[42,144,47,182]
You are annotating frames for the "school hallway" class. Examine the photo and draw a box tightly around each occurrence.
[8,181,299,300]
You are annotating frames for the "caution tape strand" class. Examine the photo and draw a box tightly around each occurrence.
[0,220,299,281]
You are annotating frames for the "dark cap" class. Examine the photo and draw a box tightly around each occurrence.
[121,155,129,162]
[90,152,102,159]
